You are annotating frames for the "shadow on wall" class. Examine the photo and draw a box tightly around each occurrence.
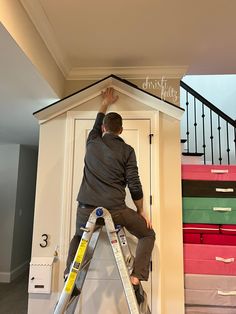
[0,144,38,283]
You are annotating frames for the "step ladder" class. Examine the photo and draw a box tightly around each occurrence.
[54,207,151,314]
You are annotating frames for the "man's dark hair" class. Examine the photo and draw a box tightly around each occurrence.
[103,112,122,134]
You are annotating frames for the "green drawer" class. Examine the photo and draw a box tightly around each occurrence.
[183,197,236,224]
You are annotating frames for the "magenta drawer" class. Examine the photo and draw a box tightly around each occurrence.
[182,165,236,181]
[184,244,236,275]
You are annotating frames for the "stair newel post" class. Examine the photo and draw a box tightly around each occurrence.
[201,103,206,165]
[193,97,198,153]
[210,109,214,164]
[226,121,230,165]
[217,115,222,165]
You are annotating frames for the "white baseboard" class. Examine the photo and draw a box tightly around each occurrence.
[0,260,29,283]
[11,260,29,281]
[0,272,11,283]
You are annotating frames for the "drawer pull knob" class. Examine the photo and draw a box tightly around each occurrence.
[213,207,232,212]
[215,257,234,263]
[211,169,229,174]
[215,188,234,193]
[218,290,236,296]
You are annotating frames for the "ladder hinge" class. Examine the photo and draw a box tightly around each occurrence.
[149,133,154,144]
[150,195,152,205]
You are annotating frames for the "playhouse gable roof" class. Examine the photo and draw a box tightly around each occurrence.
[34,75,184,123]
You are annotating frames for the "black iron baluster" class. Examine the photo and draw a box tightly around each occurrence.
[180,81,236,166]
[186,91,190,153]
[202,103,206,164]
[217,116,222,165]
[194,97,198,153]
[226,122,230,165]
[210,110,214,164]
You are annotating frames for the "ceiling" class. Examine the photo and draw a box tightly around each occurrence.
[1,0,236,146]
[21,0,236,77]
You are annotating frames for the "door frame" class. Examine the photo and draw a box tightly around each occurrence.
[59,110,160,313]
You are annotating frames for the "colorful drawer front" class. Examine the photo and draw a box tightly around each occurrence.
[182,165,236,181]
[184,234,201,244]
[203,234,236,246]
[183,224,219,244]
[184,234,236,245]
[183,224,220,234]
[182,180,236,197]
[183,197,236,224]
[184,244,236,275]
[221,225,236,235]
[185,305,236,313]
[185,274,236,306]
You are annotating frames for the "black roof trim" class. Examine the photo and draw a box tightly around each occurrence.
[33,74,184,116]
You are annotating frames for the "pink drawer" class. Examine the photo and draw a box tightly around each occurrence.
[185,305,236,313]
[182,165,236,181]
[185,274,236,306]
[184,244,236,275]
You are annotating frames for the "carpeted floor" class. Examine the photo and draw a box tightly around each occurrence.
[0,271,28,314]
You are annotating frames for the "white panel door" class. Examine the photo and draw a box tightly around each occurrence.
[71,118,151,314]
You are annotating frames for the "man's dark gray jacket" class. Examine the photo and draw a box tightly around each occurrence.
[77,112,143,210]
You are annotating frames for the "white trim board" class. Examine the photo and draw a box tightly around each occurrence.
[34,76,184,123]
[67,66,188,80]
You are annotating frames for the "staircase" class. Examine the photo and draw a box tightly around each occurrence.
[181,82,236,313]
[180,81,236,165]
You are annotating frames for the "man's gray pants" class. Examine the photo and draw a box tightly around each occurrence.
[65,205,156,281]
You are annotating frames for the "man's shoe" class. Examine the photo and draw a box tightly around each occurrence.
[133,284,145,305]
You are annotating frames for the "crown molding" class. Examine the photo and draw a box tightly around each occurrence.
[20,0,70,77]
[67,66,188,80]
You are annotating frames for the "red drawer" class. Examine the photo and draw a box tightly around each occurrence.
[182,165,236,181]
[183,233,201,244]
[220,224,236,235]
[203,234,236,246]
[183,224,220,234]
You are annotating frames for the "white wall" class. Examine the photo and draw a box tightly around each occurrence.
[0,144,20,281]
[0,144,37,282]
[182,75,236,118]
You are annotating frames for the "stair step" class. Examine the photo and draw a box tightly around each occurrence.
[182,152,204,157]
[182,152,204,165]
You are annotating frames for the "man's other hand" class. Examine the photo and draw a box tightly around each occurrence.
[140,212,152,229]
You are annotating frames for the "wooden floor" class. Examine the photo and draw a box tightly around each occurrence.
[0,271,28,314]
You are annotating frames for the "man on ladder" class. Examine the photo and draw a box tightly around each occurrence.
[64,87,155,309]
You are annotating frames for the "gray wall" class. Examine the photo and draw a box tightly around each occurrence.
[0,144,20,278]
[11,145,38,272]
[0,144,37,282]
